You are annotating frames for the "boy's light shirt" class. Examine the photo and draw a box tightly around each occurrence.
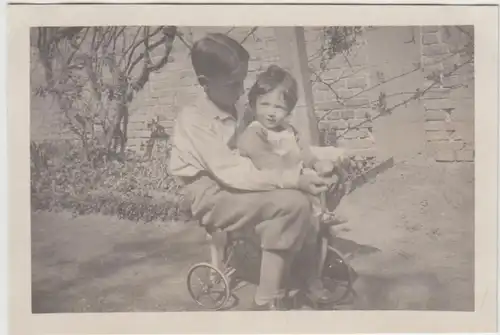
[168,94,301,191]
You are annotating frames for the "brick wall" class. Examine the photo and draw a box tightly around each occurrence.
[420,26,474,162]
[363,27,427,160]
[30,26,474,163]
[305,28,373,150]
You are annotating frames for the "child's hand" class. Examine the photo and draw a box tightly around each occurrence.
[314,159,335,177]
[335,148,349,165]
[298,170,328,196]
[333,149,353,172]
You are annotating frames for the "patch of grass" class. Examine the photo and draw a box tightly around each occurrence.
[31,140,189,223]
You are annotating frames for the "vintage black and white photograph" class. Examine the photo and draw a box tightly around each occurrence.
[28,24,479,313]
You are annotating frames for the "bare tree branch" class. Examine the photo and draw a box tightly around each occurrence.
[123,27,163,69]
[132,27,177,92]
[240,27,258,44]
[46,27,84,46]
[113,26,126,52]
[81,54,102,101]
[127,36,170,76]
[90,28,98,54]
[66,27,89,66]
[102,26,117,52]
[118,26,143,66]
[93,27,113,55]
[335,58,473,139]
[225,26,236,35]
[176,31,193,51]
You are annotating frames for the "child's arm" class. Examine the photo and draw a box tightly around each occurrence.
[310,146,347,163]
[293,128,348,176]
[289,126,319,169]
[237,125,286,170]
[290,124,347,164]
[300,146,321,169]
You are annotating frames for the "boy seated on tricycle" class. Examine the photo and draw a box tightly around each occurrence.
[169,33,348,310]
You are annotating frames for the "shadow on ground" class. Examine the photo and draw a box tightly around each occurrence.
[31,215,210,312]
[351,271,452,310]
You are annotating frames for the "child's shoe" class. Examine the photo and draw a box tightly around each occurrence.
[320,211,347,226]
[304,279,336,308]
[251,297,289,311]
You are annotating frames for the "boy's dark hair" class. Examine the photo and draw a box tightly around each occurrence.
[191,33,250,80]
[248,65,298,113]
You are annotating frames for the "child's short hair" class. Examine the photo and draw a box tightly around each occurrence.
[248,65,298,113]
[191,33,250,81]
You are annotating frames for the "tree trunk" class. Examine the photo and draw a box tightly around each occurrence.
[274,27,320,146]
[103,102,128,154]
[120,107,129,155]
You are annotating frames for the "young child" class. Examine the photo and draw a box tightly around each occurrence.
[238,65,347,224]
[169,33,335,310]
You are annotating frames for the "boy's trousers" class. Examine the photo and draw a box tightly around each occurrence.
[184,174,316,252]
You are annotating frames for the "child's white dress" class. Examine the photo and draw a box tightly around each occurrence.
[238,121,344,218]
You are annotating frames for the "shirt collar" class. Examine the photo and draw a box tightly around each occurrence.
[197,94,243,122]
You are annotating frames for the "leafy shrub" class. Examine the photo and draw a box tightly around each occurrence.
[30,140,190,223]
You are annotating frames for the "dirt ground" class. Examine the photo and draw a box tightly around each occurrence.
[31,157,474,313]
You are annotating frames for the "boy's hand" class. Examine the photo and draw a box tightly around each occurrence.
[314,159,335,177]
[335,148,350,165]
[297,171,328,195]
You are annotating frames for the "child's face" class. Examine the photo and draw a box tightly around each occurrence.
[204,62,248,111]
[254,85,291,130]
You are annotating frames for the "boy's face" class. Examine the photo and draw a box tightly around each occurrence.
[204,62,248,111]
[255,86,291,130]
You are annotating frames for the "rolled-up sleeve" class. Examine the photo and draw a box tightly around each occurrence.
[178,112,300,191]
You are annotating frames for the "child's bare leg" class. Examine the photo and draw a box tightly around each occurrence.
[255,250,293,305]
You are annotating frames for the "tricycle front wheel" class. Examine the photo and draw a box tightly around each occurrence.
[187,262,231,310]
[321,245,356,306]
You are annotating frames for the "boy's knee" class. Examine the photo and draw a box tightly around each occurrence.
[276,190,311,215]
